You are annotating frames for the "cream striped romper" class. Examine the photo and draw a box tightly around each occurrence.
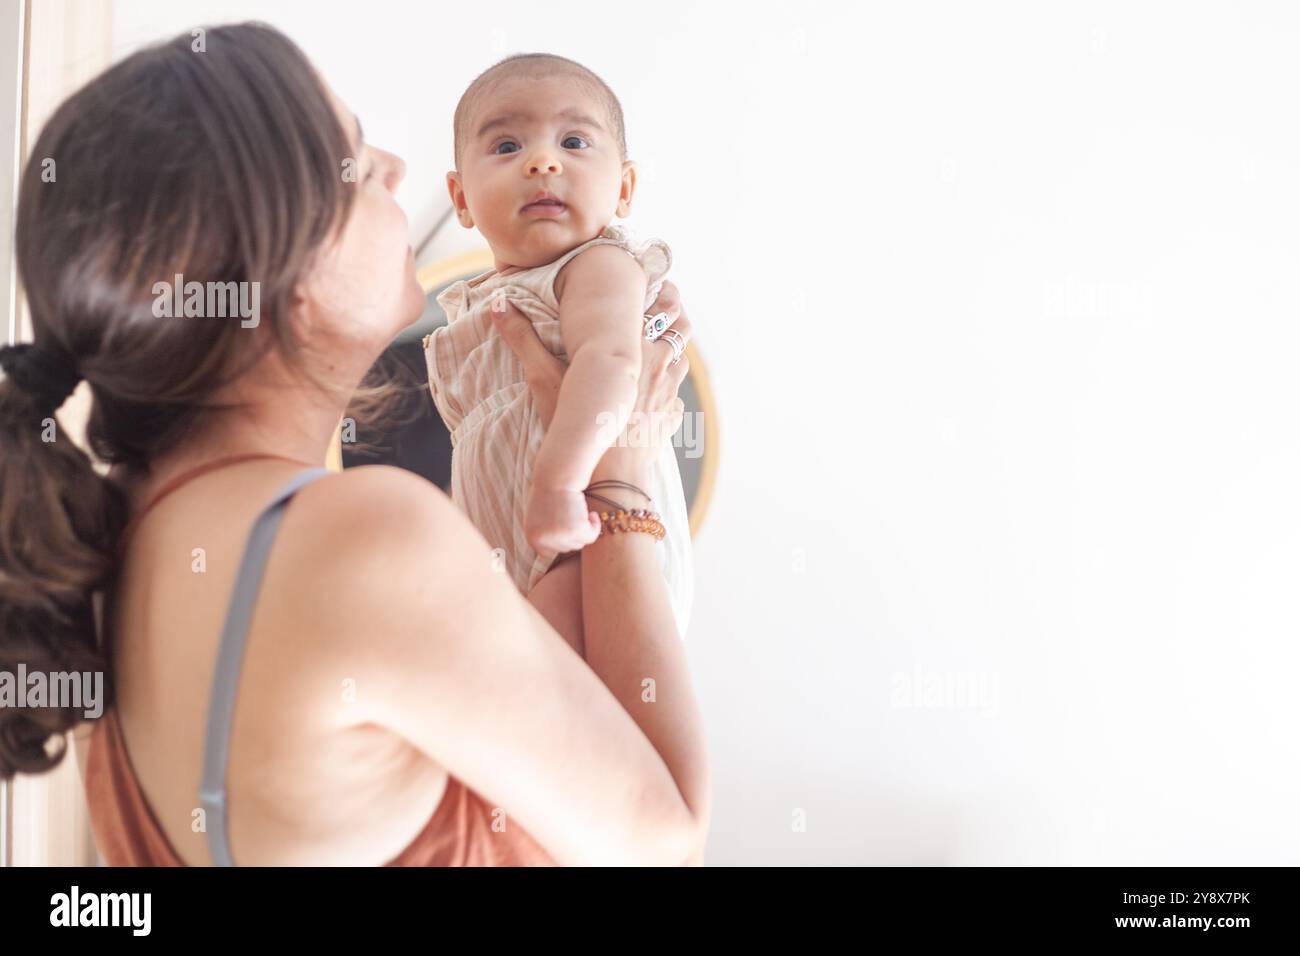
[422,223,694,640]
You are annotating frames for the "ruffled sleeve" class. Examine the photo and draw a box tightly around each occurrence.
[598,223,673,309]
[435,280,469,323]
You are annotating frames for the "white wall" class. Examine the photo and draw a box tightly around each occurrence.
[112,1,1300,865]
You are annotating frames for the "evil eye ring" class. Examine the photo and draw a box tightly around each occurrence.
[643,311,670,341]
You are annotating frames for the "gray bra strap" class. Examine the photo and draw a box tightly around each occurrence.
[198,467,333,866]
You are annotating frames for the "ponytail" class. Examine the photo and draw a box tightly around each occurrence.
[0,371,125,777]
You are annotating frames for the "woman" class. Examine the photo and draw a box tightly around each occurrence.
[0,22,708,866]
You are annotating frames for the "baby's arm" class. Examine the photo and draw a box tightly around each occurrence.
[524,243,649,554]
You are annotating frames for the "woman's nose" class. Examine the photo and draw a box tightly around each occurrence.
[384,152,407,190]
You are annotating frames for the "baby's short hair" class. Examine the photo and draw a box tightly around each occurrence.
[453,53,627,168]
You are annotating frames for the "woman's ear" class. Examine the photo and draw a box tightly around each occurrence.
[615,160,638,217]
[447,171,474,228]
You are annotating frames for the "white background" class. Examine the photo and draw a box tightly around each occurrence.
[113,1,1300,864]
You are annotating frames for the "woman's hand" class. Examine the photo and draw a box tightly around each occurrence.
[597,283,691,478]
[490,281,693,455]
[489,300,565,430]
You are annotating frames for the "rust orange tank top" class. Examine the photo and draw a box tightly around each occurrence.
[82,453,556,866]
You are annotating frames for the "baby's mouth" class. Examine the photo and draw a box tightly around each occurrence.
[520,198,568,218]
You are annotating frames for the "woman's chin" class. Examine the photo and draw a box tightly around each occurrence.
[399,252,425,318]
[401,278,427,325]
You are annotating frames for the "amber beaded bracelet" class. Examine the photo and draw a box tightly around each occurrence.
[582,480,663,540]
[595,508,666,541]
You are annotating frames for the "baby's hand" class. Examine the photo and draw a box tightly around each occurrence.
[525,485,601,554]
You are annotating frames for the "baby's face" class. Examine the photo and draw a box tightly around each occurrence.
[448,76,634,270]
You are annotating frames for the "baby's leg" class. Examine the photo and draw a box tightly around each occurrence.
[527,552,585,658]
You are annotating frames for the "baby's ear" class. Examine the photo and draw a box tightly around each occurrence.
[616,160,638,218]
[447,171,473,228]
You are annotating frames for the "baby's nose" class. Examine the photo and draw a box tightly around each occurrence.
[527,153,563,175]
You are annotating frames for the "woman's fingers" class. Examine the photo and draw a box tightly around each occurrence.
[648,324,691,375]
[667,310,691,340]
[656,396,685,448]
[491,301,554,371]
[646,282,691,357]
[649,337,675,372]
[489,301,564,428]
[647,280,681,323]
[594,284,694,474]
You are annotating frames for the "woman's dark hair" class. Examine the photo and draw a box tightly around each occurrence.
[0,22,414,778]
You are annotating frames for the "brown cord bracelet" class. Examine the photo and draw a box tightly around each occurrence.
[582,479,664,541]
[585,478,653,503]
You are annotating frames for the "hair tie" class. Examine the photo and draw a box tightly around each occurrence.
[0,343,83,418]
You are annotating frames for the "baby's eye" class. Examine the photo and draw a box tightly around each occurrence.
[492,141,520,155]
[562,136,589,149]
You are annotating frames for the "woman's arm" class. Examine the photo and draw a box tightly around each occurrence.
[317,284,708,865]
[578,441,712,851]
[315,470,703,866]
[502,278,710,859]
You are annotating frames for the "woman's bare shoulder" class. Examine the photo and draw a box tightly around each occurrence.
[294,463,450,528]
[282,464,475,584]
[276,464,493,646]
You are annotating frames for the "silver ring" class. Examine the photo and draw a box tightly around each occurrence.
[659,328,686,366]
[643,311,670,341]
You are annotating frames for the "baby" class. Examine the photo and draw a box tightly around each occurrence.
[423,53,693,644]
